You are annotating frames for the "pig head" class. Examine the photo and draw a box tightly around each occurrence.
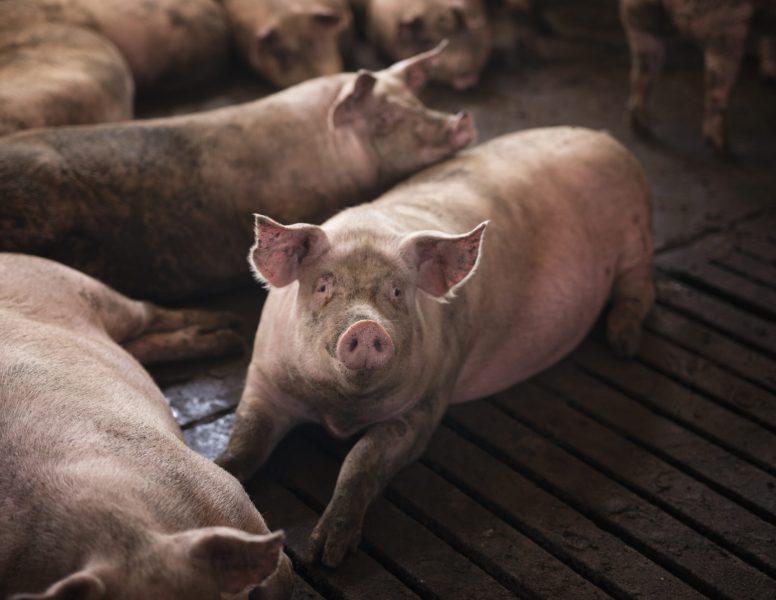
[223,0,353,87]
[369,0,493,89]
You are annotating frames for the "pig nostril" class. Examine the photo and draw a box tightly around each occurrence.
[348,338,358,352]
[374,339,382,352]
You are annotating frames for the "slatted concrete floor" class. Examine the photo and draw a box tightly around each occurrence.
[160,211,776,599]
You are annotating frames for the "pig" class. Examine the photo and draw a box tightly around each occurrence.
[0,46,476,302]
[0,253,293,599]
[215,126,655,567]
[222,0,354,88]
[367,0,493,89]
[0,0,230,134]
[620,0,776,154]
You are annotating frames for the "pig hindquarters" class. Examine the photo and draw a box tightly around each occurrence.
[0,46,475,301]
[620,0,776,154]
[0,253,292,600]
[217,126,654,567]
[0,0,230,135]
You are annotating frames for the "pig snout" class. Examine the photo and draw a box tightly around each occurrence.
[336,320,395,371]
[452,72,480,91]
[448,111,476,149]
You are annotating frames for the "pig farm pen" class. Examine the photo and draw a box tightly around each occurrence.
[139,2,776,599]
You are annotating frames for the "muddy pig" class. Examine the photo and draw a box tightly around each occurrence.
[367,0,492,89]
[0,46,475,302]
[620,0,776,154]
[0,0,230,135]
[222,0,354,88]
[216,126,655,567]
[0,253,293,599]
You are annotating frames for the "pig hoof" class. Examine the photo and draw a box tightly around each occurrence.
[628,108,653,139]
[606,312,642,358]
[309,514,361,568]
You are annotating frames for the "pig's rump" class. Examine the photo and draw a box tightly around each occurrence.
[350,127,652,402]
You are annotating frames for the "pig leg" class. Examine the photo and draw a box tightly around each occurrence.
[759,35,776,80]
[215,378,302,482]
[119,306,245,365]
[699,31,747,155]
[620,2,666,138]
[309,392,447,567]
[606,261,655,358]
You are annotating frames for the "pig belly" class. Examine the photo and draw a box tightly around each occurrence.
[452,273,614,404]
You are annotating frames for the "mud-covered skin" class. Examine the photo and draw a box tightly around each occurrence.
[216,127,655,567]
[0,254,292,600]
[0,53,475,301]
[0,0,229,134]
[620,0,776,154]
[368,0,492,89]
[223,0,353,87]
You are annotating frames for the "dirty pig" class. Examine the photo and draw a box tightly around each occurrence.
[0,253,292,599]
[216,126,655,567]
[0,45,475,302]
[0,0,230,135]
[367,0,492,89]
[620,0,776,154]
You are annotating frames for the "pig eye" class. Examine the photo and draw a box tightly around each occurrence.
[315,273,335,295]
[317,284,327,293]
[392,287,402,298]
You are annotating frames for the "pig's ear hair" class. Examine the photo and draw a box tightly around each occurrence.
[399,221,488,300]
[174,527,285,594]
[330,70,378,128]
[249,214,331,288]
[10,571,105,600]
[387,40,448,92]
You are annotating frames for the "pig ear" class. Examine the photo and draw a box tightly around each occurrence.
[399,221,488,298]
[330,70,378,128]
[10,571,105,600]
[387,40,448,92]
[249,214,330,288]
[178,527,285,594]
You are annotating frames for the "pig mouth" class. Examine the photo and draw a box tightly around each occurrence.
[448,111,476,150]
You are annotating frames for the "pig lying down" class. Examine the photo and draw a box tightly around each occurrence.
[367,0,493,89]
[0,0,353,135]
[0,254,292,599]
[217,126,655,567]
[0,47,475,301]
[0,0,228,135]
[621,0,776,154]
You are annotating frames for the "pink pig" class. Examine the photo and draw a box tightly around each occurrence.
[217,126,655,567]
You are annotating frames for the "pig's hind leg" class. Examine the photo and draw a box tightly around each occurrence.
[606,260,655,358]
[620,0,667,138]
[119,305,245,365]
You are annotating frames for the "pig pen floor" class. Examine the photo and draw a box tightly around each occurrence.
[139,2,776,598]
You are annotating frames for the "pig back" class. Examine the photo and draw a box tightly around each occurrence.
[367,127,651,397]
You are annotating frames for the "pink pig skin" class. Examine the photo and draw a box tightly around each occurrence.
[217,126,655,568]
[0,254,292,600]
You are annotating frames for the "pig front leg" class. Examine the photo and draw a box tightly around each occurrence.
[309,392,447,567]
[620,1,666,138]
[216,371,303,482]
[699,22,748,155]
